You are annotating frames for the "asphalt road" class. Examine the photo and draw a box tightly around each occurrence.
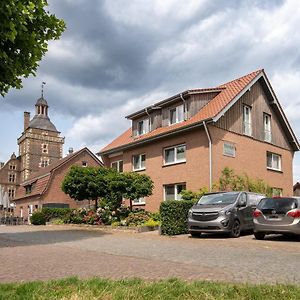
[0,225,299,284]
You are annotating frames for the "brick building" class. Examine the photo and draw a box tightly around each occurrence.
[14,147,103,219]
[98,69,299,211]
[0,96,64,207]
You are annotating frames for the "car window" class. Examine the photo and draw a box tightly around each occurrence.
[248,194,264,206]
[197,192,239,205]
[239,193,247,206]
[257,198,297,213]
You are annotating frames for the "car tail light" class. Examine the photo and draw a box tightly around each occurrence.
[287,209,300,218]
[253,209,262,218]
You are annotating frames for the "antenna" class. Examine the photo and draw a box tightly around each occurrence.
[41,82,46,98]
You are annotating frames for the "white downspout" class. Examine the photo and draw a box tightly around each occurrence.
[203,121,212,191]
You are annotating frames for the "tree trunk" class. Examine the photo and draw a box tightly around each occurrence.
[94,198,98,211]
[129,199,133,211]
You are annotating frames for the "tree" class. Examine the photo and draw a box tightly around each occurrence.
[0,0,65,96]
[121,172,154,210]
[61,166,111,210]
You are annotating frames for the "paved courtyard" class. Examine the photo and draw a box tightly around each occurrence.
[0,225,299,284]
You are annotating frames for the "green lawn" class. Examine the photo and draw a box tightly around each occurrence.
[0,277,299,300]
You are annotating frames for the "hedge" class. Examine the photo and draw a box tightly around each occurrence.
[159,200,194,235]
[41,208,72,222]
[30,211,46,225]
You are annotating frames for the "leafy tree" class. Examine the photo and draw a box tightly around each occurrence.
[62,166,111,210]
[180,187,208,202]
[121,172,154,210]
[0,0,65,96]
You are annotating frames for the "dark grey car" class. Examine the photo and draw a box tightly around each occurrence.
[253,197,300,240]
[188,192,265,238]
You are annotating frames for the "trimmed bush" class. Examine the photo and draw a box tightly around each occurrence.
[41,208,72,222]
[160,200,194,235]
[30,211,46,225]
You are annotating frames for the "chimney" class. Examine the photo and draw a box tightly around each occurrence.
[68,147,74,155]
[24,112,30,130]
[0,162,4,169]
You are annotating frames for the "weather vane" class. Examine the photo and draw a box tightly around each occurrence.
[41,81,46,98]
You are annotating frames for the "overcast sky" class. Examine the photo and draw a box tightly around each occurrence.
[1,0,300,181]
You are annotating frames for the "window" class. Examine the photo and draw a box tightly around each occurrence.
[164,144,186,165]
[8,189,15,198]
[272,188,283,197]
[82,161,88,167]
[9,164,16,170]
[267,152,281,171]
[133,197,145,205]
[169,104,184,125]
[25,184,34,194]
[137,118,150,136]
[263,113,272,142]
[8,173,15,183]
[223,142,236,157]
[132,154,146,171]
[243,105,252,136]
[111,160,123,172]
[42,144,48,154]
[164,183,186,201]
[40,159,49,168]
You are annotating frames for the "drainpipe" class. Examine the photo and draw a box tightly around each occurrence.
[180,93,187,120]
[203,121,212,191]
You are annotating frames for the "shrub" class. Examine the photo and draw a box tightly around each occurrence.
[41,208,72,222]
[30,211,46,225]
[83,210,102,225]
[125,209,151,226]
[142,218,160,227]
[160,200,194,235]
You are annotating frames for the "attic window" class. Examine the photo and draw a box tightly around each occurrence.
[137,118,150,136]
[25,183,35,194]
[169,104,184,125]
[82,161,88,167]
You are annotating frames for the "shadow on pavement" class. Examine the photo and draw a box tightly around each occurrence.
[0,228,111,248]
[251,234,300,242]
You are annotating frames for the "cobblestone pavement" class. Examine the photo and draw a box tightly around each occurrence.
[0,225,299,284]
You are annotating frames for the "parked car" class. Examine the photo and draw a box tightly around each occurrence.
[253,197,300,240]
[188,191,265,238]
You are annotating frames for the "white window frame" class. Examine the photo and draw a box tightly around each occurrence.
[169,104,184,125]
[8,173,15,183]
[111,160,123,172]
[132,197,146,205]
[40,158,49,168]
[42,143,48,154]
[243,105,252,136]
[223,142,236,157]
[137,118,150,136]
[164,183,186,201]
[267,152,282,171]
[164,144,186,165]
[272,187,283,197]
[132,154,146,171]
[263,113,272,143]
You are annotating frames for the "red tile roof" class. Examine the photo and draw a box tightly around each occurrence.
[99,70,263,154]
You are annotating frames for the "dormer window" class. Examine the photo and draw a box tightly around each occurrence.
[169,104,184,125]
[263,113,272,143]
[137,118,150,136]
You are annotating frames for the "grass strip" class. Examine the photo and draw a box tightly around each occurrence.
[0,277,299,300]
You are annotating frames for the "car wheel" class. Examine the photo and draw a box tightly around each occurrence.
[190,232,201,238]
[254,232,265,240]
[229,220,241,238]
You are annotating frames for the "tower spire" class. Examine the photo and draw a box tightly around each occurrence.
[41,82,46,98]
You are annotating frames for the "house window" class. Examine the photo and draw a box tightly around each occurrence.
[82,161,88,167]
[137,118,150,136]
[8,189,15,198]
[111,160,123,172]
[9,164,16,170]
[42,144,48,154]
[272,187,283,197]
[164,144,186,165]
[263,113,272,143]
[25,184,33,194]
[8,174,15,183]
[164,183,186,201]
[169,104,184,125]
[132,154,146,171]
[243,105,252,136]
[267,152,281,171]
[223,142,236,157]
[132,197,145,205]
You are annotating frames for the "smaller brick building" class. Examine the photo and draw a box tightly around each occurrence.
[13,147,103,219]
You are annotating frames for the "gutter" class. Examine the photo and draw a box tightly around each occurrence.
[203,121,212,191]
